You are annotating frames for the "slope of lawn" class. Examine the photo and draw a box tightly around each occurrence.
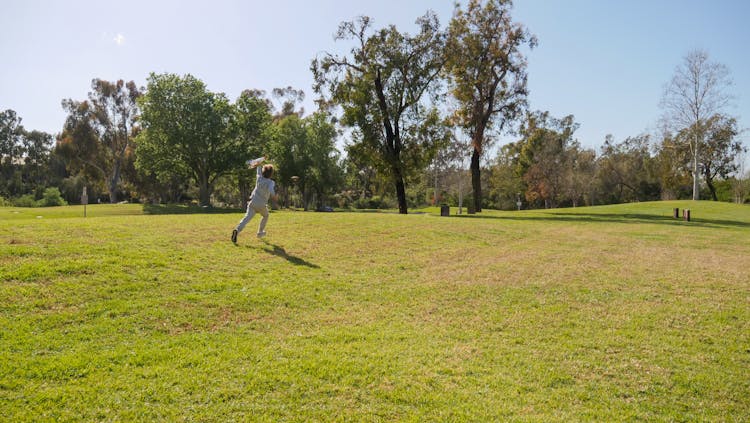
[1,201,748,421]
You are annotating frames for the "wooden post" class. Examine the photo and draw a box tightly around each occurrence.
[673,208,679,218]
[81,187,88,218]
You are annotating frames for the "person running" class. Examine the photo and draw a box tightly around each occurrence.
[232,157,277,243]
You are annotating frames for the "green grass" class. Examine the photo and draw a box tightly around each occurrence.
[1,201,749,421]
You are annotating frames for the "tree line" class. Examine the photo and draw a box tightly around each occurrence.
[1,0,747,211]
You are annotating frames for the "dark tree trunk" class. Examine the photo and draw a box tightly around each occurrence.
[705,172,718,201]
[392,163,408,214]
[199,174,211,206]
[471,148,482,212]
[108,161,121,203]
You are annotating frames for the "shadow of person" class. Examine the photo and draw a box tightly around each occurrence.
[256,240,320,268]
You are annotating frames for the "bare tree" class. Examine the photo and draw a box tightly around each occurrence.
[660,50,733,200]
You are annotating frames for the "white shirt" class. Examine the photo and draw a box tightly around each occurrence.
[250,166,275,207]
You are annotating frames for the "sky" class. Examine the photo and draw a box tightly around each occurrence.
[2,0,749,161]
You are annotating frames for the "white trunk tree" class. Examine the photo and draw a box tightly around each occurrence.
[660,50,732,200]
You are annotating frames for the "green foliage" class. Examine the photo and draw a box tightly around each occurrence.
[39,187,68,207]
[269,111,343,209]
[58,79,142,203]
[445,0,536,212]
[136,73,269,206]
[312,13,446,214]
[12,194,38,207]
[1,201,749,420]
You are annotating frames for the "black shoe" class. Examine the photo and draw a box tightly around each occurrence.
[231,229,238,244]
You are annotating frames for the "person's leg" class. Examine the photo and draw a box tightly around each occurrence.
[236,202,257,234]
[257,205,270,236]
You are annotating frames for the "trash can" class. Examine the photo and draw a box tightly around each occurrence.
[440,205,450,216]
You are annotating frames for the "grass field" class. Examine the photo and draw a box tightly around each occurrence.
[1,201,749,421]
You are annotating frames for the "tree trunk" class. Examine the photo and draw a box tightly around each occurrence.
[692,136,700,200]
[199,174,211,206]
[108,160,121,203]
[470,148,482,212]
[392,164,408,214]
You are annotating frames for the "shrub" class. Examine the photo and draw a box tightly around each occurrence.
[13,194,39,207]
[40,187,68,207]
[354,195,395,209]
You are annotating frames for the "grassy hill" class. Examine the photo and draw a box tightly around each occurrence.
[1,201,748,421]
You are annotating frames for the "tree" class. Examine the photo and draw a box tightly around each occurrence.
[312,13,445,214]
[487,141,525,210]
[272,86,305,120]
[516,111,578,209]
[21,130,54,194]
[302,112,343,209]
[445,0,536,212]
[654,131,692,200]
[660,50,733,200]
[58,79,142,203]
[693,114,744,201]
[234,89,273,204]
[57,100,108,197]
[136,73,245,206]
[597,134,659,204]
[269,111,342,210]
[564,145,597,207]
[0,109,24,197]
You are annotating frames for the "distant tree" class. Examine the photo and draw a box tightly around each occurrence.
[312,13,446,214]
[597,134,659,203]
[690,114,744,201]
[21,130,54,193]
[517,112,578,209]
[487,141,525,210]
[234,89,273,204]
[57,100,108,192]
[272,87,305,120]
[136,73,240,206]
[268,111,342,210]
[730,149,749,204]
[660,50,733,200]
[427,124,464,206]
[445,0,536,212]
[565,146,597,207]
[58,79,142,203]
[303,112,343,209]
[654,131,692,200]
[0,109,25,196]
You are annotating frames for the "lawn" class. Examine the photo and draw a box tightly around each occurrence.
[1,201,748,421]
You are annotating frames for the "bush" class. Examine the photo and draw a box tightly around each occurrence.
[0,196,10,207]
[354,195,395,209]
[13,194,39,207]
[40,187,68,207]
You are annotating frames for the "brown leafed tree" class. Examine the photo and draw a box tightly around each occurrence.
[445,0,536,212]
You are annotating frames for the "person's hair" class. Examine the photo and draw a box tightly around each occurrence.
[262,164,274,178]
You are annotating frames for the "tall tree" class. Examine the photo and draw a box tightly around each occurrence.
[234,89,273,204]
[136,73,242,206]
[445,0,536,212]
[59,79,142,203]
[690,114,744,201]
[660,50,733,200]
[0,110,24,197]
[21,130,54,194]
[312,13,445,214]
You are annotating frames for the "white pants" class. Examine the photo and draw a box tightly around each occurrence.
[236,201,269,234]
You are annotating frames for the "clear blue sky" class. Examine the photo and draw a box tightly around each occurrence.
[2,0,748,157]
